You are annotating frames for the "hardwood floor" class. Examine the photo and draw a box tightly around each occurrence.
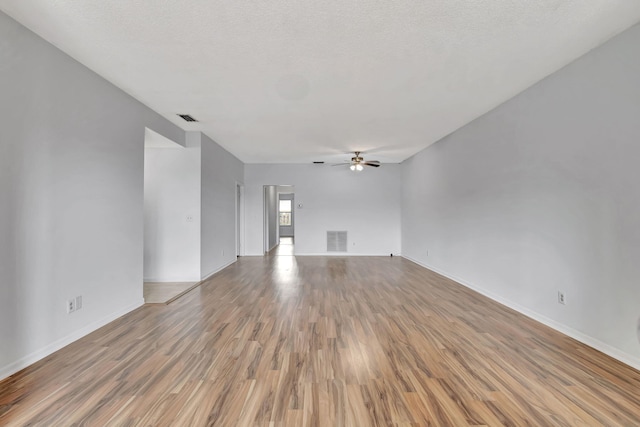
[1,256,640,426]
[268,237,295,256]
[144,281,200,304]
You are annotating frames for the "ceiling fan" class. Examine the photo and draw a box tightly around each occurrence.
[332,151,381,171]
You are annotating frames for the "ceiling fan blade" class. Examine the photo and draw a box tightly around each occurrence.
[364,161,381,167]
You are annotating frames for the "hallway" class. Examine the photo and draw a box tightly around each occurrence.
[268,236,294,256]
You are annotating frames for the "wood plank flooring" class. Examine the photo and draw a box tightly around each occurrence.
[144,281,200,304]
[2,256,640,426]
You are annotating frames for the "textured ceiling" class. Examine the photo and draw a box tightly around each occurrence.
[2,1,640,163]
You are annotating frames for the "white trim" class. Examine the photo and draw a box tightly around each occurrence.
[242,253,402,257]
[0,299,145,381]
[402,255,640,372]
[235,182,245,257]
[295,253,402,257]
[143,276,201,283]
[201,258,237,281]
[263,186,269,254]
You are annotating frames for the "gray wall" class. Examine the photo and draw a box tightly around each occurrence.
[200,133,244,278]
[402,23,640,368]
[0,11,184,378]
[245,164,402,256]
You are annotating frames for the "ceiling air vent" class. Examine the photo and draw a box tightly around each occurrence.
[313,161,325,164]
[327,231,347,252]
[177,114,198,122]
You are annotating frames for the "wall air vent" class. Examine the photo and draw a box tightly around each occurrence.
[177,114,198,122]
[327,231,348,252]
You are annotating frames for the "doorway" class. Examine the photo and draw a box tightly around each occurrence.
[278,192,294,239]
[263,185,295,255]
[143,127,199,303]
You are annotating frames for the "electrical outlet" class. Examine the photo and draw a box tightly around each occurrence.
[558,291,566,305]
[67,299,75,314]
[186,215,194,222]
[75,295,83,310]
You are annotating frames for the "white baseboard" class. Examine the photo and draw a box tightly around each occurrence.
[201,258,237,281]
[240,253,402,257]
[143,277,201,283]
[403,256,640,372]
[294,253,402,257]
[0,299,145,381]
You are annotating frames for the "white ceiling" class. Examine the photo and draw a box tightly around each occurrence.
[2,1,640,164]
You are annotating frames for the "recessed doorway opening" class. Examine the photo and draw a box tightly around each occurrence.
[263,185,295,256]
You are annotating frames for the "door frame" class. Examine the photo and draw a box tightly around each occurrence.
[235,182,245,257]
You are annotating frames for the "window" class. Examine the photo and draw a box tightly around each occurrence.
[279,199,292,226]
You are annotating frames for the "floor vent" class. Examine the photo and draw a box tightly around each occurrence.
[327,231,347,252]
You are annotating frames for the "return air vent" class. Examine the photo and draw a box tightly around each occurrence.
[327,231,347,252]
[177,114,198,122]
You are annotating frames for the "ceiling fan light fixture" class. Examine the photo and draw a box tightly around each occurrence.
[335,151,380,171]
